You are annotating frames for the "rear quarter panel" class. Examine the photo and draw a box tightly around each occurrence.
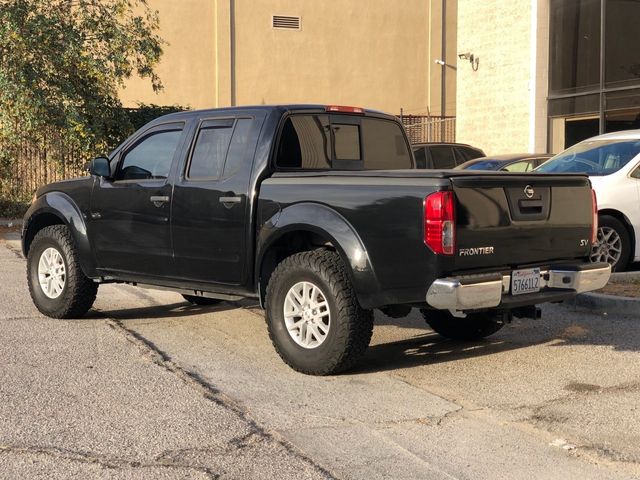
[257,174,448,307]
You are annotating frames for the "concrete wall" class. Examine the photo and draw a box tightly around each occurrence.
[120,0,456,117]
[456,0,548,155]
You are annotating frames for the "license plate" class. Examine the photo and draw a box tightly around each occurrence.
[511,268,541,296]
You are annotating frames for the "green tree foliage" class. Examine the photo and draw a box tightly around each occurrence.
[0,0,165,160]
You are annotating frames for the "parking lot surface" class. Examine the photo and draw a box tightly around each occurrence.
[1,236,639,479]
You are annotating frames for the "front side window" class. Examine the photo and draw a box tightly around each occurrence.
[537,139,640,175]
[117,129,182,181]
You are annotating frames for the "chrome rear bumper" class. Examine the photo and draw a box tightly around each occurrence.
[426,263,611,316]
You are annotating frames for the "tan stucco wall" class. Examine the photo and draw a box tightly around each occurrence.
[119,0,218,109]
[456,0,548,154]
[120,0,456,117]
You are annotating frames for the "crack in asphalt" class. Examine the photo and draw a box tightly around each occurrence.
[0,443,219,478]
[105,317,338,480]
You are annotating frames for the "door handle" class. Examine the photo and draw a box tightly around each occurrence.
[150,195,170,207]
[219,196,242,206]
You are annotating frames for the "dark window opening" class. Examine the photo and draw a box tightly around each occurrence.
[117,129,182,181]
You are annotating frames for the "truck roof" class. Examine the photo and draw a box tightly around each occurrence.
[156,104,388,123]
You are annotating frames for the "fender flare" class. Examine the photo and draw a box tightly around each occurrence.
[256,203,380,309]
[22,192,97,277]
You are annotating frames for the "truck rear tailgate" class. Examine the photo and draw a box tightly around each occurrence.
[450,174,593,271]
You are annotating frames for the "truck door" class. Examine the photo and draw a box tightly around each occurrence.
[171,114,262,285]
[89,122,188,277]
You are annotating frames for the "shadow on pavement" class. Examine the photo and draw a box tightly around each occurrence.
[354,332,540,374]
[85,300,243,321]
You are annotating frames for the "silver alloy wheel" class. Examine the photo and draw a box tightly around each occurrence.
[283,281,331,349]
[590,226,622,267]
[38,247,66,299]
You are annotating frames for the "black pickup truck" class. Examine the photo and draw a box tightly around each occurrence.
[22,105,610,375]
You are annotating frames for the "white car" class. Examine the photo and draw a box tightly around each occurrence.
[536,130,640,271]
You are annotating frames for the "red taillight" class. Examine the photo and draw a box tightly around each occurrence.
[591,189,598,244]
[424,191,456,255]
[325,105,365,114]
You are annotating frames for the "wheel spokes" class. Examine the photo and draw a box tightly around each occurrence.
[283,281,331,349]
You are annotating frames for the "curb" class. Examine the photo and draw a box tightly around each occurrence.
[609,271,640,283]
[565,292,640,317]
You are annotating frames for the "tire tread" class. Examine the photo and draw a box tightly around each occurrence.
[265,250,373,375]
[27,225,97,319]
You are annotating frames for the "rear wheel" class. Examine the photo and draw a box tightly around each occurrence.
[590,215,631,272]
[265,250,373,375]
[27,225,98,319]
[420,309,504,340]
[182,295,223,306]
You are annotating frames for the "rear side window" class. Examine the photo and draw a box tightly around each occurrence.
[188,124,233,179]
[429,146,456,169]
[222,118,253,178]
[454,146,478,163]
[276,114,412,170]
[117,128,182,181]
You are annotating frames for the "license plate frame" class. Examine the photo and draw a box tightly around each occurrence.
[511,268,541,296]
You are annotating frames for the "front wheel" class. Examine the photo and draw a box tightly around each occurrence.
[27,225,98,319]
[265,250,373,375]
[590,215,631,272]
[420,309,504,340]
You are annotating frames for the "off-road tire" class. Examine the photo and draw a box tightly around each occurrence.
[265,250,373,375]
[27,225,98,319]
[182,295,223,306]
[420,309,504,340]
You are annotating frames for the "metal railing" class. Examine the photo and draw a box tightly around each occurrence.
[0,135,85,203]
[400,115,456,144]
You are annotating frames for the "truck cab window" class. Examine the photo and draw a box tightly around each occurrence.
[116,129,182,181]
[361,118,412,169]
[222,119,253,179]
[188,125,233,179]
[333,124,361,160]
[277,115,331,169]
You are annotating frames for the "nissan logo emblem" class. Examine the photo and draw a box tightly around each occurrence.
[524,185,535,198]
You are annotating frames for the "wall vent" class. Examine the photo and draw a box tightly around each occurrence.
[272,15,301,30]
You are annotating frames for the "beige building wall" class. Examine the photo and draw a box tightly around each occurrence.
[456,0,549,155]
[119,0,218,109]
[120,0,456,117]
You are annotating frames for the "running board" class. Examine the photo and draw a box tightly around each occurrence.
[129,282,244,301]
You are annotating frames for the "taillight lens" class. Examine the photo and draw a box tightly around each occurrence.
[424,191,456,255]
[591,189,598,244]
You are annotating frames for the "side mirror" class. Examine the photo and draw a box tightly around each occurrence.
[88,157,111,178]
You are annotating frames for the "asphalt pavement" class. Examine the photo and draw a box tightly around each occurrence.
[1,233,639,479]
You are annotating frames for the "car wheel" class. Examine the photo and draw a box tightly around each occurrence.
[182,295,223,306]
[27,225,98,319]
[420,309,504,340]
[265,250,373,375]
[590,215,631,272]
